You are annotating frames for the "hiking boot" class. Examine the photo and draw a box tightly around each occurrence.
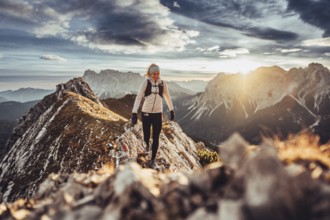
[150,160,160,170]
[142,145,150,155]
[145,145,150,153]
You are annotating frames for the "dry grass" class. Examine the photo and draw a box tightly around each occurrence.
[275,133,330,170]
[47,92,128,170]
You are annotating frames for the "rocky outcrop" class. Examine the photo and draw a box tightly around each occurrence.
[0,78,127,202]
[55,77,103,105]
[117,121,203,172]
[4,77,102,154]
[1,133,329,220]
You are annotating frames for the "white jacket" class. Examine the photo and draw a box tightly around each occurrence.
[132,78,173,113]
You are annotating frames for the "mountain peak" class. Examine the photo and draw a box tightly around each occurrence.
[55,77,102,105]
[252,65,286,75]
[307,62,328,72]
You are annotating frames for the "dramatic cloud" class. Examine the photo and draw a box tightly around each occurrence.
[160,0,301,42]
[40,54,67,61]
[287,0,330,37]
[1,0,330,90]
[0,0,199,54]
[244,27,298,42]
[0,0,34,21]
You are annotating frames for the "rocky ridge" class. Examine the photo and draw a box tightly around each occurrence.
[0,77,203,203]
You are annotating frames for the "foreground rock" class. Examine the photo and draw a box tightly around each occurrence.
[1,133,329,220]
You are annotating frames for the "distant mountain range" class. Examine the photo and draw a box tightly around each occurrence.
[0,88,53,103]
[0,101,39,121]
[83,69,201,99]
[0,120,16,157]
[175,80,208,93]
[176,63,330,145]
[0,100,39,156]
[1,63,330,149]
[0,96,7,102]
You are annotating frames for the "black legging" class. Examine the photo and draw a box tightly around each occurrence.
[142,112,162,160]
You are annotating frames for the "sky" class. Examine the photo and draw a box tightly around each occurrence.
[0,0,330,91]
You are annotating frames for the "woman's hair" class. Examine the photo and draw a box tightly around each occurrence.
[146,63,159,78]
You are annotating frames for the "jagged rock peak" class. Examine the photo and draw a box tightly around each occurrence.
[4,78,102,153]
[55,77,102,105]
[307,62,329,72]
[252,65,286,75]
[83,69,140,78]
[0,87,128,202]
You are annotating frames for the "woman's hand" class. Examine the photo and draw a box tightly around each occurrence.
[170,110,175,121]
[131,113,137,124]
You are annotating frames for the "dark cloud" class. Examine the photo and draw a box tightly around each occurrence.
[160,0,241,29]
[0,1,36,29]
[0,0,31,15]
[161,0,283,20]
[0,0,195,52]
[88,10,166,46]
[160,0,299,42]
[40,55,66,61]
[245,27,298,42]
[287,0,330,37]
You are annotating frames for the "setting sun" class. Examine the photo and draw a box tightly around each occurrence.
[218,58,264,74]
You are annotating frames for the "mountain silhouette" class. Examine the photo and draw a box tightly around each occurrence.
[0,88,53,102]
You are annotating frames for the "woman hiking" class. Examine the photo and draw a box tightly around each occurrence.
[131,64,174,169]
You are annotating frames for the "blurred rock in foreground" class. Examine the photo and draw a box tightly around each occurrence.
[1,133,330,220]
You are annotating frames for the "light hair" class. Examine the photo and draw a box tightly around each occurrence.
[145,63,159,78]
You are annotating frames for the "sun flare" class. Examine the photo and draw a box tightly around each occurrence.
[218,58,264,75]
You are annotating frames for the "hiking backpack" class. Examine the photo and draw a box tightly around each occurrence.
[144,79,164,98]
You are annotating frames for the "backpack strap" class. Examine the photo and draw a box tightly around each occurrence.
[158,80,164,98]
[144,79,164,97]
[144,79,152,97]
